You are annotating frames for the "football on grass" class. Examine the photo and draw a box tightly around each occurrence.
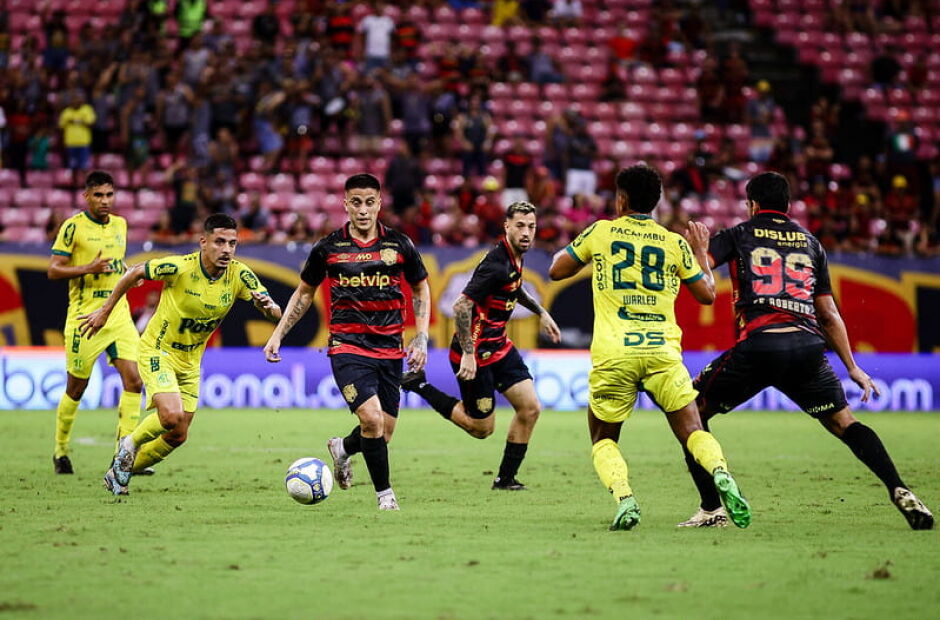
[285,458,333,505]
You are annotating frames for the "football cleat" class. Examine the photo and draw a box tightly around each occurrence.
[327,437,353,490]
[103,468,128,496]
[892,487,934,530]
[492,477,528,491]
[609,495,641,531]
[713,468,751,528]
[677,506,729,528]
[53,455,74,474]
[112,435,139,487]
[378,491,400,511]
[135,467,156,476]
[400,369,426,392]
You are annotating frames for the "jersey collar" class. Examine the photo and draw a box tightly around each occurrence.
[500,236,522,272]
[342,221,386,246]
[626,213,652,220]
[198,251,225,281]
[754,210,790,220]
[83,210,108,225]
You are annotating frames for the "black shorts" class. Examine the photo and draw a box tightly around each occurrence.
[694,331,848,418]
[330,353,403,417]
[450,346,533,419]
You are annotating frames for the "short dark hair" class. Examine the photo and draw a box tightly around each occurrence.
[344,173,381,193]
[745,172,790,213]
[505,201,536,220]
[615,165,662,214]
[85,170,114,189]
[204,213,238,233]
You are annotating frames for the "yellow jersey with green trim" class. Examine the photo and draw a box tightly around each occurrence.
[51,211,131,320]
[141,252,268,368]
[565,215,704,361]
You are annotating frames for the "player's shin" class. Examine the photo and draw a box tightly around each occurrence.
[116,391,142,447]
[360,435,391,493]
[685,430,728,474]
[131,413,169,446]
[132,437,176,472]
[683,447,723,511]
[591,439,633,502]
[54,393,80,458]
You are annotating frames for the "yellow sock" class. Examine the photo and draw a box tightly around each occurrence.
[591,438,633,502]
[131,413,168,446]
[54,394,80,458]
[686,430,728,475]
[115,391,142,448]
[132,437,176,472]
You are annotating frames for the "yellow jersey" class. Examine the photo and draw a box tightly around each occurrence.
[51,211,131,320]
[141,252,268,369]
[565,214,704,362]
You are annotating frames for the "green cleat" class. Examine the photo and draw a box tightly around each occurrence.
[609,495,641,531]
[713,468,751,528]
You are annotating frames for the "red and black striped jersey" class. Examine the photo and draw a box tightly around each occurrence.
[301,222,428,359]
[709,211,832,341]
[450,238,523,367]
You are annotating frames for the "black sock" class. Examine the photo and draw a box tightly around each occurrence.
[684,447,722,511]
[342,425,362,456]
[411,381,459,420]
[841,422,906,491]
[497,442,528,481]
[360,435,390,493]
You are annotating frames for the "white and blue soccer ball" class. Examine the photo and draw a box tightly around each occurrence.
[285,457,333,505]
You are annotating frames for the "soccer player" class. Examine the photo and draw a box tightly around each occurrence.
[679,172,934,530]
[48,170,143,474]
[262,173,431,511]
[77,214,281,494]
[549,165,751,530]
[401,201,561,490]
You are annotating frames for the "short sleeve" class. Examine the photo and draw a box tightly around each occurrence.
[144,255,185,285]
[236,264,268,301]
[813,243,833,297]
[461,252,507,304]
[676,236,704,284]
[565,221,598,265]
[300,240,328,287]
[708,228,736,268]
[400,235,429,285]
[51,219,77,257]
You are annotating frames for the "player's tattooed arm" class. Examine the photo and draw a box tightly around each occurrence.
[264,281,315,362]
[406,278,431,371]
[453,294,479,380]
[517,286,561,344]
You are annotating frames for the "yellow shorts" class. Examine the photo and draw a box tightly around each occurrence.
[589,355,698,423]
[138,350,200,413]
[64,311,139,379]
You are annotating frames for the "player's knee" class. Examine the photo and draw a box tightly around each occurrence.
[519,404,541,426]
[469,424,493,439]
[358,409,384,436]
[158,408,186,430]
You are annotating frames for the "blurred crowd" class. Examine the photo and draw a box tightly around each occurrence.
[0,0,937,256]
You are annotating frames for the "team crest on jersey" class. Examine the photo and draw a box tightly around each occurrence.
[220,292,233,306]
[476,398,494,414]
[63,222,76,246]
[240,270,260,290]
[380,248,398,266]
[342,384,358,404]
[153,262,178,277]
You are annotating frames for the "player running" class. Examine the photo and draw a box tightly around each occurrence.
[679,172,933,530]
[78,214,281,495]
[401,201,561,490]
[48,170,143,474]
[550,165,751,531]
[262,173,431,511]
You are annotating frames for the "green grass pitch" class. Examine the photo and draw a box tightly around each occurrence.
[1,407,938,620]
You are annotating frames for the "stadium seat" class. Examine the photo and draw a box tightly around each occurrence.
[269,173,296,193]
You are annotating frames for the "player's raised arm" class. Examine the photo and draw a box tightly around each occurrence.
[517,285,561,343]
[263,279,316,363]
[77,262,146,338]
[814,294,879,402]
[48,249,115,280]
[405,278,431,372]
[681,221,715,305]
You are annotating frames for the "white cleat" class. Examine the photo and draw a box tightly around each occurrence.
[892,487,934,530]
[327,437,353,490]
[113,435,139,487]
[378,491,400,511]
[677,506,729,528]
